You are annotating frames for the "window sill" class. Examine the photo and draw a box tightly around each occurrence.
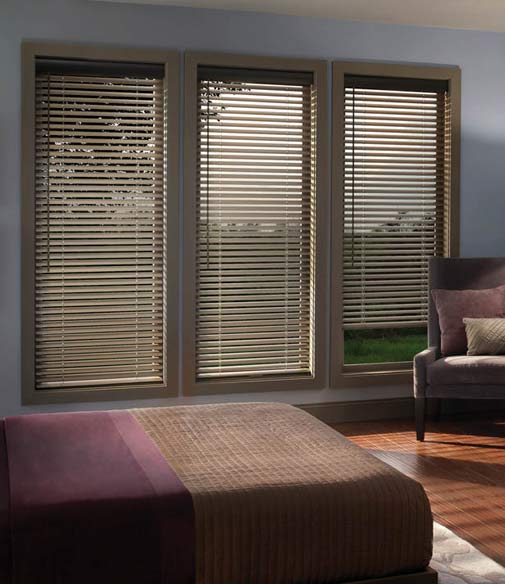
[183,372,325,396]
[21,383,176,406]
[332,363,413,388]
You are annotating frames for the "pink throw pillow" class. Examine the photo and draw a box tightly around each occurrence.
[432,285,505,355]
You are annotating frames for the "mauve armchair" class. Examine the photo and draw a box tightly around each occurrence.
[414,257,505,441]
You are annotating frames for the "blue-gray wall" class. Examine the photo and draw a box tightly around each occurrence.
[1,0,504,416]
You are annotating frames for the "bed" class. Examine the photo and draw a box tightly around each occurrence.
[0,403,436,584]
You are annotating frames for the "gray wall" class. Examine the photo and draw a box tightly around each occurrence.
[1,0,504,416]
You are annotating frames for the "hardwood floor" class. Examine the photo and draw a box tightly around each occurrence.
[335,414,505,566]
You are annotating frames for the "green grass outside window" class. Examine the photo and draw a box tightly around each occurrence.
[344,327,427,364]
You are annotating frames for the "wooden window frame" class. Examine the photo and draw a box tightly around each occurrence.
[183,52,329,395]
[330,61,461,388]
[21,42,180,404]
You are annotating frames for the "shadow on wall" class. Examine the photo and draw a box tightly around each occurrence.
[459,136,505,258]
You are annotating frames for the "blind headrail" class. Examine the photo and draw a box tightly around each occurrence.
[345,74,449,93]
[36,57,165,79]
[198,65,313,86]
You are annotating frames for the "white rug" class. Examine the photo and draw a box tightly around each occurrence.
[433,522,505,583]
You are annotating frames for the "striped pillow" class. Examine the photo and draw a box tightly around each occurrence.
[464,318,505,355]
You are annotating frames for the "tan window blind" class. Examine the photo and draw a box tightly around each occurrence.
[343,75,451,329]
[34,59,166,389]
[196,67,316,380]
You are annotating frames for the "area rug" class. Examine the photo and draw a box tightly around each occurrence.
[433,522,505,583]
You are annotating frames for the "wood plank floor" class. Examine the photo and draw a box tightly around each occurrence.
[334,415,505,566]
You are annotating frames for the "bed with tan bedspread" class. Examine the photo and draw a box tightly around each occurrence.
[134,403,433,584]
[1,402,433,584]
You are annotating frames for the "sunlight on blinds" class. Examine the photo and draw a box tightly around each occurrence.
[343,76,451,330]
[34,63,165,389]
[196,68,317,380]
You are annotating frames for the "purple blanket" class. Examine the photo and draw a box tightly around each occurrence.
[0,411,194,584]
[0,420,10,584]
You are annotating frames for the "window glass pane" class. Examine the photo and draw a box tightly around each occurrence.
[342,76,450,364]
[34,62,165,390]
[195,68,317,380]
[344,327,427,365]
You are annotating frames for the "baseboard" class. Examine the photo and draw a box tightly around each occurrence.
[299,397,413,425]
[301,397,505,425]
[440,398,505,416]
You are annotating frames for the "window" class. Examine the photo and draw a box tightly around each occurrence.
[183,54,328,394]
[332,63,460,383]
[22,44,179,403]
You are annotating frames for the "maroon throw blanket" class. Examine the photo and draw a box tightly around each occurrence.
[1,411,194,584]
[0,420,11,584]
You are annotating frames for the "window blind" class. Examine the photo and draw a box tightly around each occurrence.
[34,59,166,389]
[196,66,316,380]
[343,75,451,329]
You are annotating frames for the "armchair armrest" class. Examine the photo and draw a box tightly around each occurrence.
[413,346,438,398]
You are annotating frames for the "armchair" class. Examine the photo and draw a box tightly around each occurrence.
[414,257,505,441]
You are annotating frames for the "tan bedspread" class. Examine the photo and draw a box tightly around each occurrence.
[133,403,432,584]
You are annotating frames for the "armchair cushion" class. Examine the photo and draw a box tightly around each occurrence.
[431,285,505,355]
[464,317,505,355]
[427,355,505,386]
